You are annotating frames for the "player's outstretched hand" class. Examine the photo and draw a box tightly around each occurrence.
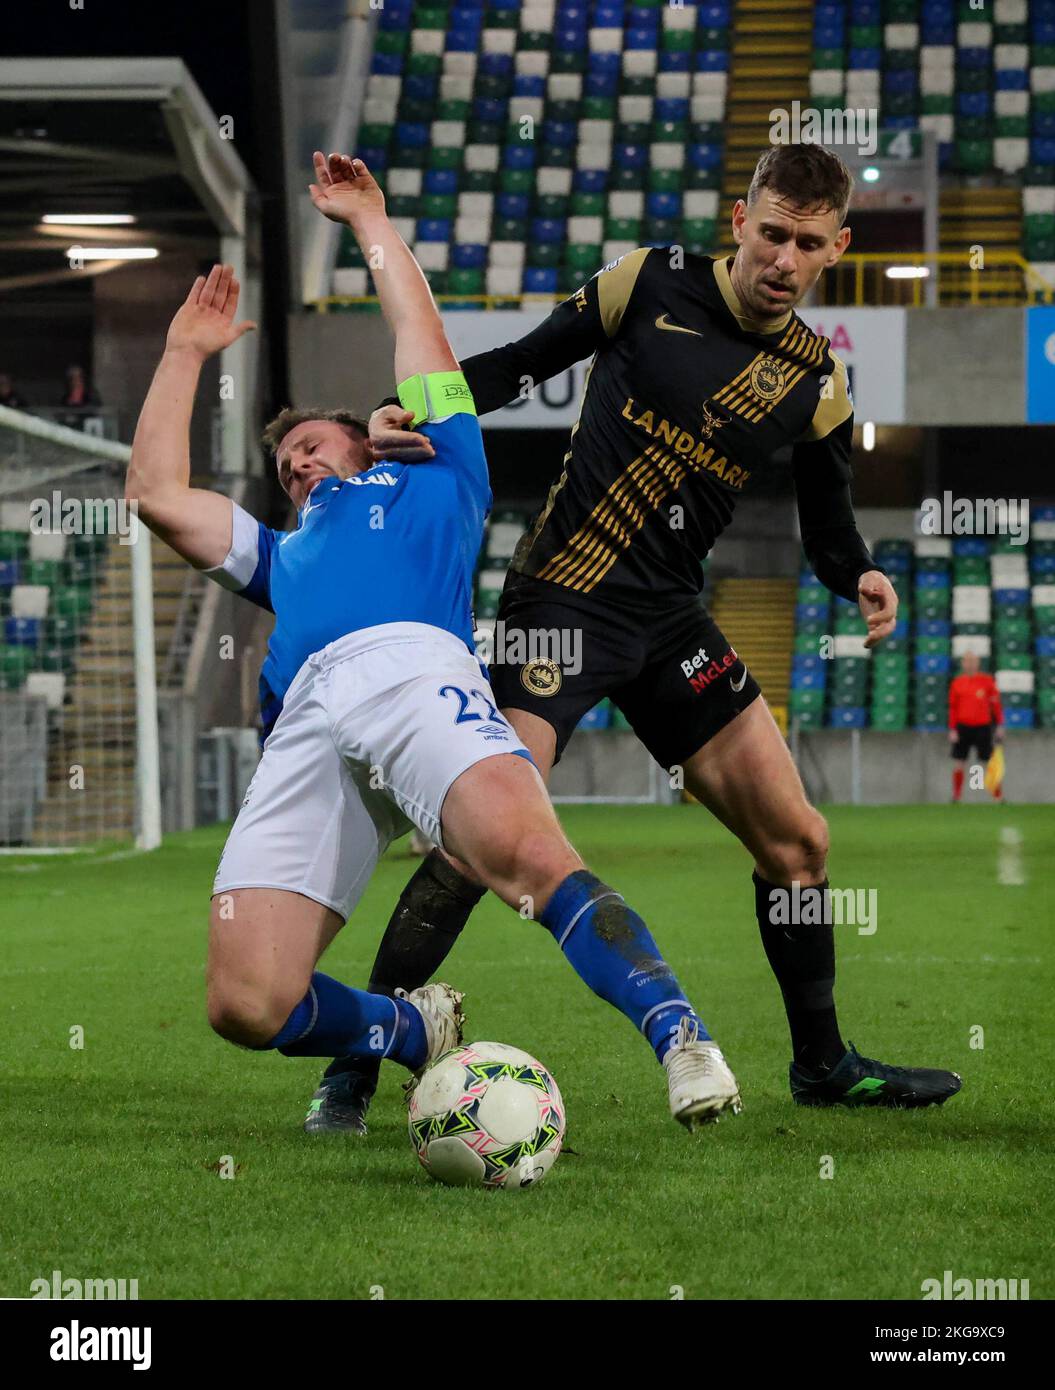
[309,152,386,227]
[858,569,898,649]
[368,404,435,464]
[165,265,256,361]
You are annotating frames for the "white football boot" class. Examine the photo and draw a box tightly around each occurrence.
[397,982,465,1077]
[663,1015,743,1128]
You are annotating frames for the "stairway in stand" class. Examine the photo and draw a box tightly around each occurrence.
[718,0,814,254]
[939,186,1023,305]
[31,540,188,846]
[709,576,797,724]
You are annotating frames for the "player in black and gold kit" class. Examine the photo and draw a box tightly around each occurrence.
[308,144,961,1132]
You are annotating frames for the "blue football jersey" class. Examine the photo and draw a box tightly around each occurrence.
[204,413,491,737]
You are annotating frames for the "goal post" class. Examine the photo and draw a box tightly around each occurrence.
[0,404,161,851]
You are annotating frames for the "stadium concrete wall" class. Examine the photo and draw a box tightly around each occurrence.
[547,729,1055,805]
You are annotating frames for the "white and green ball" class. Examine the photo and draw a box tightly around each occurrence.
[408,1041,565,1190]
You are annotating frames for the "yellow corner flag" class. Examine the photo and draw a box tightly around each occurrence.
[985,744,1005,797]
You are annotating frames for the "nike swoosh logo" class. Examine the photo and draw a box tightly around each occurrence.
[730,666,748,693]
[655,313,702,337]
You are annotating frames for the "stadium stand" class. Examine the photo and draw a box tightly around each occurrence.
[790,508,1055,732]
[335,0,735,304]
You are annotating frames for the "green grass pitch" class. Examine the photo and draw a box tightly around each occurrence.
[2,804,1051,1301]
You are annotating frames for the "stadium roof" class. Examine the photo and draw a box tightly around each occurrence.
[0,58,253,293]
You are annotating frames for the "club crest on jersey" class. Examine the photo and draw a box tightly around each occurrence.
[750,357,786,402]
[521,658,562,698]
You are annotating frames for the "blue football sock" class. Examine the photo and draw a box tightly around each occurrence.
[262,972,427,1071]
[539,871,709,1062]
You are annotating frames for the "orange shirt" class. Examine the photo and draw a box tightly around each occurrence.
[948,673,1003,729]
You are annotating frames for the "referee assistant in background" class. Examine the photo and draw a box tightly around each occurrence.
[948,650,1005,802]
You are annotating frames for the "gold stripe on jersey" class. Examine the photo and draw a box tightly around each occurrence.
[712,354,811,424]
[597,247,652,339]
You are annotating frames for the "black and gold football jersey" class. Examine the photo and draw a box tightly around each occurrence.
[461,249,877,610]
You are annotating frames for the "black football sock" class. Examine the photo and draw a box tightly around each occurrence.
[322,849,486,1084]
[753,870,847,1074]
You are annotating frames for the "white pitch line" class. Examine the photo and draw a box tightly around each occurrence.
[997,825,1026,887]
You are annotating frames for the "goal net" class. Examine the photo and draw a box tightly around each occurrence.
[0,405,160,851]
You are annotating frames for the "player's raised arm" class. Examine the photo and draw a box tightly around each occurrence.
[364,245,653,461]
[310,152,457,385]
[126,265,257,569]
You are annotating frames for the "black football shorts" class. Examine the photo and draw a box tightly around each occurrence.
[951,722,994,761]
[486,576,761,769]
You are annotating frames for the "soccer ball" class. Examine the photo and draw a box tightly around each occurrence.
[407,1041,565,1190]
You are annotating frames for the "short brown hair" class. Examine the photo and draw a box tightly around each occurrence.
[261,406,368,458]
[746,144,854,227]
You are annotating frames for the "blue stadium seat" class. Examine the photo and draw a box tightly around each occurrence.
[531,217,567,245]
[996,70,1029,92]
[694,50,729,73]
[479,53,513,78]
[627,27,659,50]
[395,121,429,148]
[791,669,827,690]
[5,617,40,646]
[503,144,536,170]
[958,92,991,118]
[496,193,530,218]
[952,538,990,558]
[594,4,624,26]
[544,121,577,147]
[655,98,690,123]
[796,603,829,623]
[916,619,952,638]
[574,169,608,193]
[615,143,650,169]
[793,653,824,674]
[689,143,724,170]
[589,52,622,77]
[379,2,412,29]
[1032,137,1055,166]
[1034,113,1055,140]
[849,48,882,69]
[513,76,545,98]
[522,267,559,293]
[371,52,404,77]
[851,0,881,21]
[0,560,20,586]
[922,24,955,44]
[993,588,1030,605]
[416,218,452,242]
[1005,708,1035,728]
[958,49,992,70]
[585,73,619,99]
[451,243,487,270]
[699,1,732,23]
[556,27,588,51]
[830,707,868,728]
[424,169,458,194]
[473,97,507,123]
[815,26,845,48]
[915,654,951,674]
[646,191,681,219]
[916,571,950,589]
[1036,636,1055,658]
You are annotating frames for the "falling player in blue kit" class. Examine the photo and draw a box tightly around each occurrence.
[125,154,741,1131]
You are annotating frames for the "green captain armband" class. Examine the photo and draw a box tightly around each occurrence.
[396,370,476,428]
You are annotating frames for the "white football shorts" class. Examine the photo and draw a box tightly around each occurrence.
[213,622,532,920]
